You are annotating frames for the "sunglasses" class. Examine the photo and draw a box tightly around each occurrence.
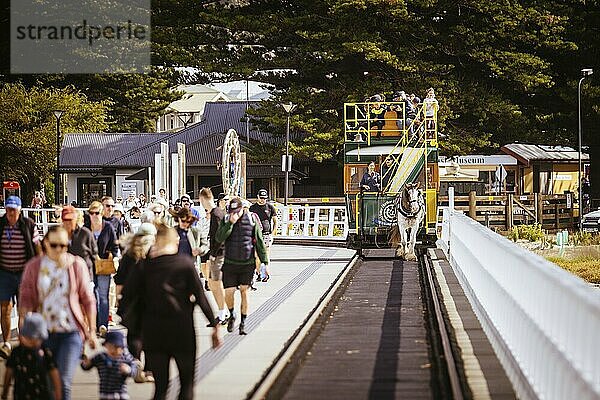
[153,211,162,215]
[48,242,68,250]
[104,204,115,208]
[89,211,101,215]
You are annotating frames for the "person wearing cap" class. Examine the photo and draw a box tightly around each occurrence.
[249,189,278,282]
[0,195,40,359]
[81,330,138,399]
[369,95,387,138]
[216,196,269,335]
[199,187,229,324]
[62,205,98,280]
[115,223,157,383]
[19,225,97,400]
[1,312,61,400]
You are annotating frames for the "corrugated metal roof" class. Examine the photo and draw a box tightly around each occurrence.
[60,101,281,168]
[60,133,169,167]
[501,143,589,165]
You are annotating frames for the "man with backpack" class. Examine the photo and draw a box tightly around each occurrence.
[249,189,277,282]
[216,197,269,335]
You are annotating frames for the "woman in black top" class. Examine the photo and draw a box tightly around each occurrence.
[123,224,221,400]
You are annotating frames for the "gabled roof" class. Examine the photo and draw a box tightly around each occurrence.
[501,143,589,166]
[60,101,277,169]
[167,92,231,113]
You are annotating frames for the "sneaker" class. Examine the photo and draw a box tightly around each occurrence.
[239,322,247,335]
[99,325,108,338]
[227,314,236,333]
[204,280,211,291]
[133,360,146,383]
[0,342,11,359]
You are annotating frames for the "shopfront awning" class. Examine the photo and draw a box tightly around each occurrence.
[125,168,149,181]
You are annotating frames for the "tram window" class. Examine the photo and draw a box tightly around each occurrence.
[345,165,369,192]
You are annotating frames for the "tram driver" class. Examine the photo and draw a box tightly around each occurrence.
[360,161,381,192]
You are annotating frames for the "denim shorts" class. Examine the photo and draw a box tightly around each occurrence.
[0,269,22,302]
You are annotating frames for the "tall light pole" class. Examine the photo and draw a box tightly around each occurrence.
[578,69,593,228]
[53,110,64,205]
[281,102,296,206]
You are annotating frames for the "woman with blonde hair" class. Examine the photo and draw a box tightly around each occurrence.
[115,222,157,383]
[123,223,220,399]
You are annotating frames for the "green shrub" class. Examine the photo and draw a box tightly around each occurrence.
[508,224,546,242]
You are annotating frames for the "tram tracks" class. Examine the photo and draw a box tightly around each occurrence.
[248,247,469,400]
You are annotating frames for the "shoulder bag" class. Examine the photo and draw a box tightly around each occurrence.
[95,253,117,275]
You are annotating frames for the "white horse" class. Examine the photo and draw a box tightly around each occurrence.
[392,183,425,260]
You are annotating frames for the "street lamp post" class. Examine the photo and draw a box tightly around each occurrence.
[53,110,64,206]
[578,68,593,229]
[281,102,296,206]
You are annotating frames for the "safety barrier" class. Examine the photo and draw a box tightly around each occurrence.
[4,206,349,241]
[274,204,348,240]
[439,207,600,400]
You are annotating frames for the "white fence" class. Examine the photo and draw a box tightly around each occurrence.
[4,206,349,241]
[274,204,348,240]
[439,208,600,400]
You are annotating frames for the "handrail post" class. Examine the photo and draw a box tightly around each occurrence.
[537,193,544,227]
[506,194,514,230]
[448,186,455,211]
[469,191,477,220]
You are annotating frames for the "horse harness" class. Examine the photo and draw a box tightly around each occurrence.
[397,192,423,219]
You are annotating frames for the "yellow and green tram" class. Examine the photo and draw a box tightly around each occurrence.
[343,100,440,249]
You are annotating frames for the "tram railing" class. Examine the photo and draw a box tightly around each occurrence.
[3,206,349,241]
[439,205,600,400]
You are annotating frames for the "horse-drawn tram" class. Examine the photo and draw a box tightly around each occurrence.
[343,97,439,257]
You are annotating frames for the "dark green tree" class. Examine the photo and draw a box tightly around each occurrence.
[2,70,182,133]
[152,0,584,160]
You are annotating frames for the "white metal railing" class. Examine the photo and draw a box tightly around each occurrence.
[439,208,600,400]
[3,206,349,241]
[0,208,63,235]
[274,204,348,240]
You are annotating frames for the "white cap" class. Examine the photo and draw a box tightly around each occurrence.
[113,204,125,214]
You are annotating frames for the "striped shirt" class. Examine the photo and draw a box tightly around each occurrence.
[0,223,39,272]
[82,351,136,399]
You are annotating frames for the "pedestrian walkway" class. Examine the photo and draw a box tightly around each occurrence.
[0,245,354,399]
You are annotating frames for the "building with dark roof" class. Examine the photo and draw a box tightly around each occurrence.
[60,101,309,207]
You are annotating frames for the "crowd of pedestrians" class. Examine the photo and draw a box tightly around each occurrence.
[0,187,276,399]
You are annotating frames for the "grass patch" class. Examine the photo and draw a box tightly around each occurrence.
[546,256,600,284]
